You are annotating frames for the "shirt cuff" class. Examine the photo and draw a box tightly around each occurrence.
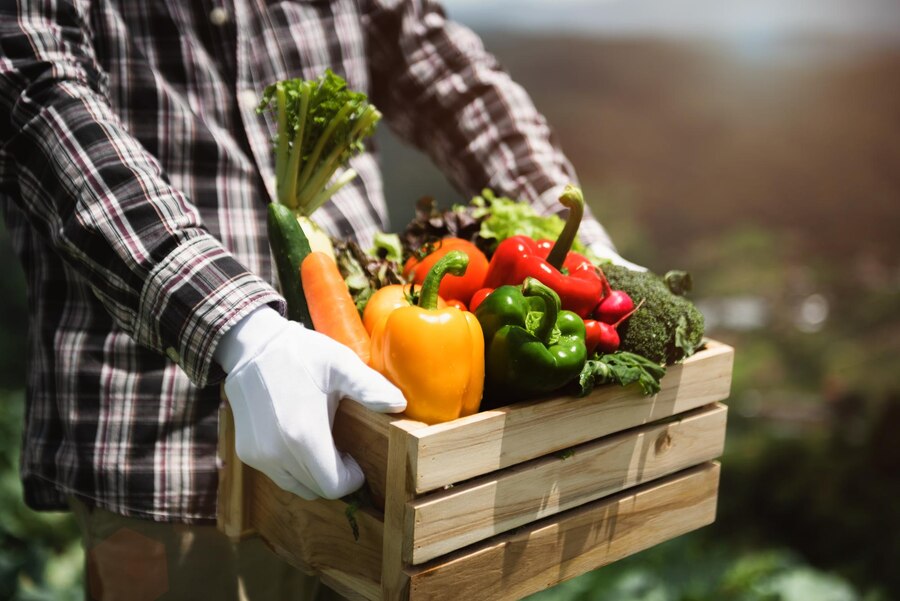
[135,234,286,387]
[213,306,288,374]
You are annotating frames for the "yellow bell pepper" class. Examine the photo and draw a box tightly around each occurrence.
[370,250,484,424]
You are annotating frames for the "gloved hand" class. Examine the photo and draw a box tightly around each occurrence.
[214,307,406,500]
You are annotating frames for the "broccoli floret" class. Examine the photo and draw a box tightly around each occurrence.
[603,265,705,365]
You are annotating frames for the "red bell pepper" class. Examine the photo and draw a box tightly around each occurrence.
[468,287,494,312]
[483,185,605,317]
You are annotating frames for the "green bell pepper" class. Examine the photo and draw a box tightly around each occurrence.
[475,277,588,407]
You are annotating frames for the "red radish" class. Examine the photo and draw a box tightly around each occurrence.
[595,289,635,324]
[584,299,644,355]
[585,319,619,355]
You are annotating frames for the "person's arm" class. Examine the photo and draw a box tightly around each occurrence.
[361,0,639,268]
[0,1,406,500]
[0,1,283,386]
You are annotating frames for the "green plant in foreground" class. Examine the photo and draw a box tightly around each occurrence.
[0,392,82,600]
[526,537,878,601]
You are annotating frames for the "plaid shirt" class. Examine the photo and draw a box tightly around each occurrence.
[0,0,613,523]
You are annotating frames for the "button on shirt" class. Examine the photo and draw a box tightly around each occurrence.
[0,0,612,522]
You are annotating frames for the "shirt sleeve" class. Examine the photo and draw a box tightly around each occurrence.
[0,1,285,387]
[361,0,615,250]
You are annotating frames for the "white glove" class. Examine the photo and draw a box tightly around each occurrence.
[214,307,406,500]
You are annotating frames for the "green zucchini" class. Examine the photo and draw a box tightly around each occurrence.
[267,202,313,327]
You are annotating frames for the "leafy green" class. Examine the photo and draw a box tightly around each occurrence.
[333,239,404,315]
[556,449,576,460]
[674,314,698,357]
[398,189,592,262]
[342,486,374,542]
[258,70,381,216]
[576,351,667,397]
[400,196,488,259]
[344,501,360,542]
[472,189,589,254]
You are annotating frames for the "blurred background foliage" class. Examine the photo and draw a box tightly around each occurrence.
[2,0,899,599]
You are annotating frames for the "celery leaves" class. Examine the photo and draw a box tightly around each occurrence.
[258,70,381,215]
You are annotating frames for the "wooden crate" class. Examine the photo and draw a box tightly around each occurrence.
[218,341,734,601]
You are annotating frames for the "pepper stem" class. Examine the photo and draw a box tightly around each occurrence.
[522,277,560,344]
[418,250,469,310]
[546,184,584,270]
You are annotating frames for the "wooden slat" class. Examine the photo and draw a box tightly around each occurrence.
[319,569,382,601]
[409,342,733,493]
[381,420,428,600]
[333,399,400,509]
[407,463,721,601]
[249,468,384,601]
[216,402,253,540]
[408,403,727,564]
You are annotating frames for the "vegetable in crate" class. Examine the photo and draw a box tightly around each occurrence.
[401,196,489,257]
[576,351,667,397]
[482,185,604,317]
[584,299,643,355]
[259,70,381,257]
[301,252,371,364]
[370,251,484,424]
[333,237,405,316]
[603,264,705,364]
[362,283,448,334]
[267,202,313,326]
[399,189,591,259]
[476,277,587,408]
[403,237,489,306]
[473,188,591,255]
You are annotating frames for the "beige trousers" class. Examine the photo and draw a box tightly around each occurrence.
[68,497,345,601]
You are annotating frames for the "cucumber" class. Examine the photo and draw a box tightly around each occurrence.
[267,202,313,327]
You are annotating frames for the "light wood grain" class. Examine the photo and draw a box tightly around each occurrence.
[216,402,253,540]
[381,420,428,600]
[217,344,733,601]
[333,399,398,509]
[249,468,384,600]
[407,462,721,601]
[409,342,733,494]
[320,568,382,601]
[408,403,727,564]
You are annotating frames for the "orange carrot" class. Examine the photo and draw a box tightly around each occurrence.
[300,252,371,364]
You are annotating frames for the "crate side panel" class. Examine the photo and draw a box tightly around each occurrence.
[409,403,727,564]
[248,469,384,600]
[333,399,398,510]
[381,420,427,600]
[217,403,252,540]
[408,463,720,601]
[413,342,733,493]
